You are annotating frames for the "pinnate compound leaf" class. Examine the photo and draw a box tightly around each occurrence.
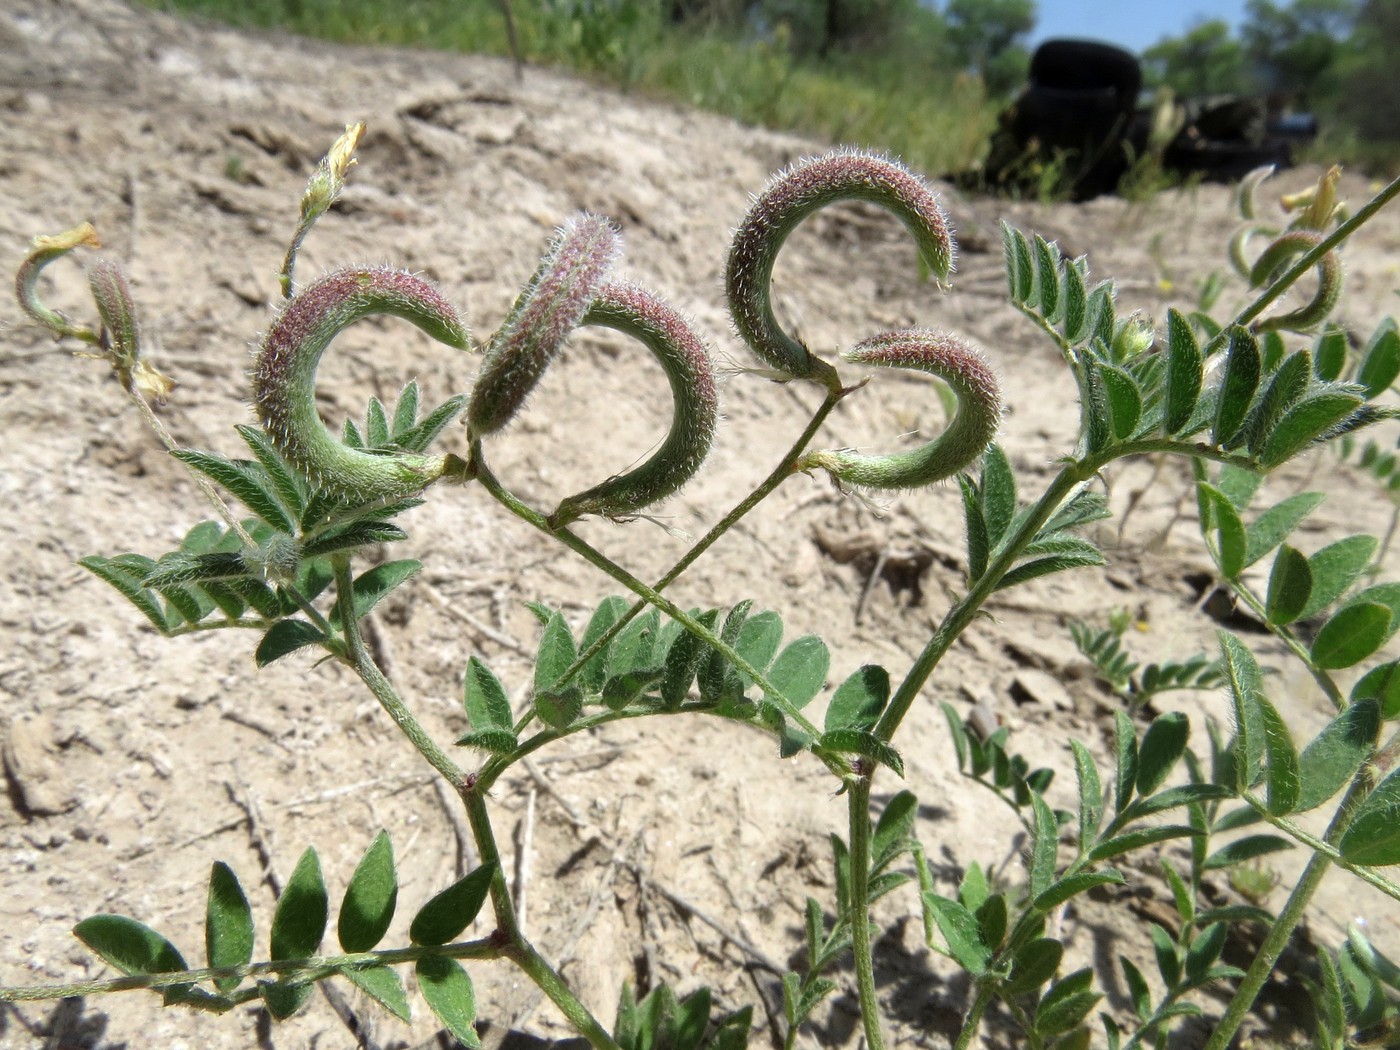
[463,657,512,731]
[767,635,829,709]
[270,847,327,962]
[256,619,326,667]
[825,664,889,731]
[1212,327,1262,448]
[410,862,497,945]
[1296,699,1380,812]
[817,729,904,776]
[338,831,397,953]
[1258,391,1365,469]
[1311,602,1392,669]
[416,955,481,1047]
[1136,712,1189,797]
[1339,766,1400,866]
[206,862,254,992]
[1033,869,1126,911]
[1265,544,1312,625]
[329,560,422,627]
[344,964,410,1022]
[923,893,989,973]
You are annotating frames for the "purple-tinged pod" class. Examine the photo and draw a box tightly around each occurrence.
[799,330,1000,490]
[88,260,174,403]
[550,282,718,528]
[253,267,471,502]
[726,150,955,384]
[467,214,620,439]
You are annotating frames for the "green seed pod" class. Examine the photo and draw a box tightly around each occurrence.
[1235,164,1275,222]
[726,149,955,384]
[799,329,1000,490]
[551,282,719,528]
[15,222,102,342]
[1249,230,1343,334]
[467,214,620,439]
[253,266,471,503]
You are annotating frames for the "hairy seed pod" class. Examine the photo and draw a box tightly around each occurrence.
[799,330,1000,490]
[550,282,719,528]
[1249,230,1343,333]
[726,150,955,383]
[467,215,620,439]
[1234,165,1275,222]
[253,267,471,502]
[88,260,174,403]
[16,222,102,341]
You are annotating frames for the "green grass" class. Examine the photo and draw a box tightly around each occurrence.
[145,0,998,180]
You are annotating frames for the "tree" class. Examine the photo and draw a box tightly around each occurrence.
[944,0,1036,86]
[1141,19,1253,97]
[1242,0,1358,101]
[1335,0,1400,146]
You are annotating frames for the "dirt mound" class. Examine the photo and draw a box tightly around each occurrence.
[2,2,1398,1047]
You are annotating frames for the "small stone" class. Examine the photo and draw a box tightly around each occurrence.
[1009,669,1075,712]
[3,716,79,818]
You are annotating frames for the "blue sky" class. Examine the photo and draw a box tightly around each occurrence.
[1030,0,1251,53]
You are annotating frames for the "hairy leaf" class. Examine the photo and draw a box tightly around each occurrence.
[417,956,481,1047]
[206,862,254,992]
[410,862,497,946]
[338,831,397,953]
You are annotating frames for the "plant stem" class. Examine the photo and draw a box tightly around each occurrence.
[1201,773,1369,1050]
[333,556,467,791]
[952,984,996,1050]
[0,938,504,1002]
[1233,171,1400,331]
[846,775,886,1050]
[463,789,620,1050]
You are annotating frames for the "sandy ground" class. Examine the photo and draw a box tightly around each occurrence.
[2,2,1399,1048]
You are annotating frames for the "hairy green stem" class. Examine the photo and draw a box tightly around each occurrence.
[1202,774,1370,1050]
[463,790,619,1050]
[333,557,467,790]
[952,983,996,1050]
[846,776,886,1050]
[0,938,503,1003]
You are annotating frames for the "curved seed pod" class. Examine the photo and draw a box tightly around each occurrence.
[467,214,620,439]
[799,330,1000,490]
[1228,224,1275,282]
[1234,165,1275,222]
[88,260,174,403]
[726,150,955,383]
[550,282,719,528]
[1249,230,1343,333]
[253,267,471,503]
[16,222,102,341]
